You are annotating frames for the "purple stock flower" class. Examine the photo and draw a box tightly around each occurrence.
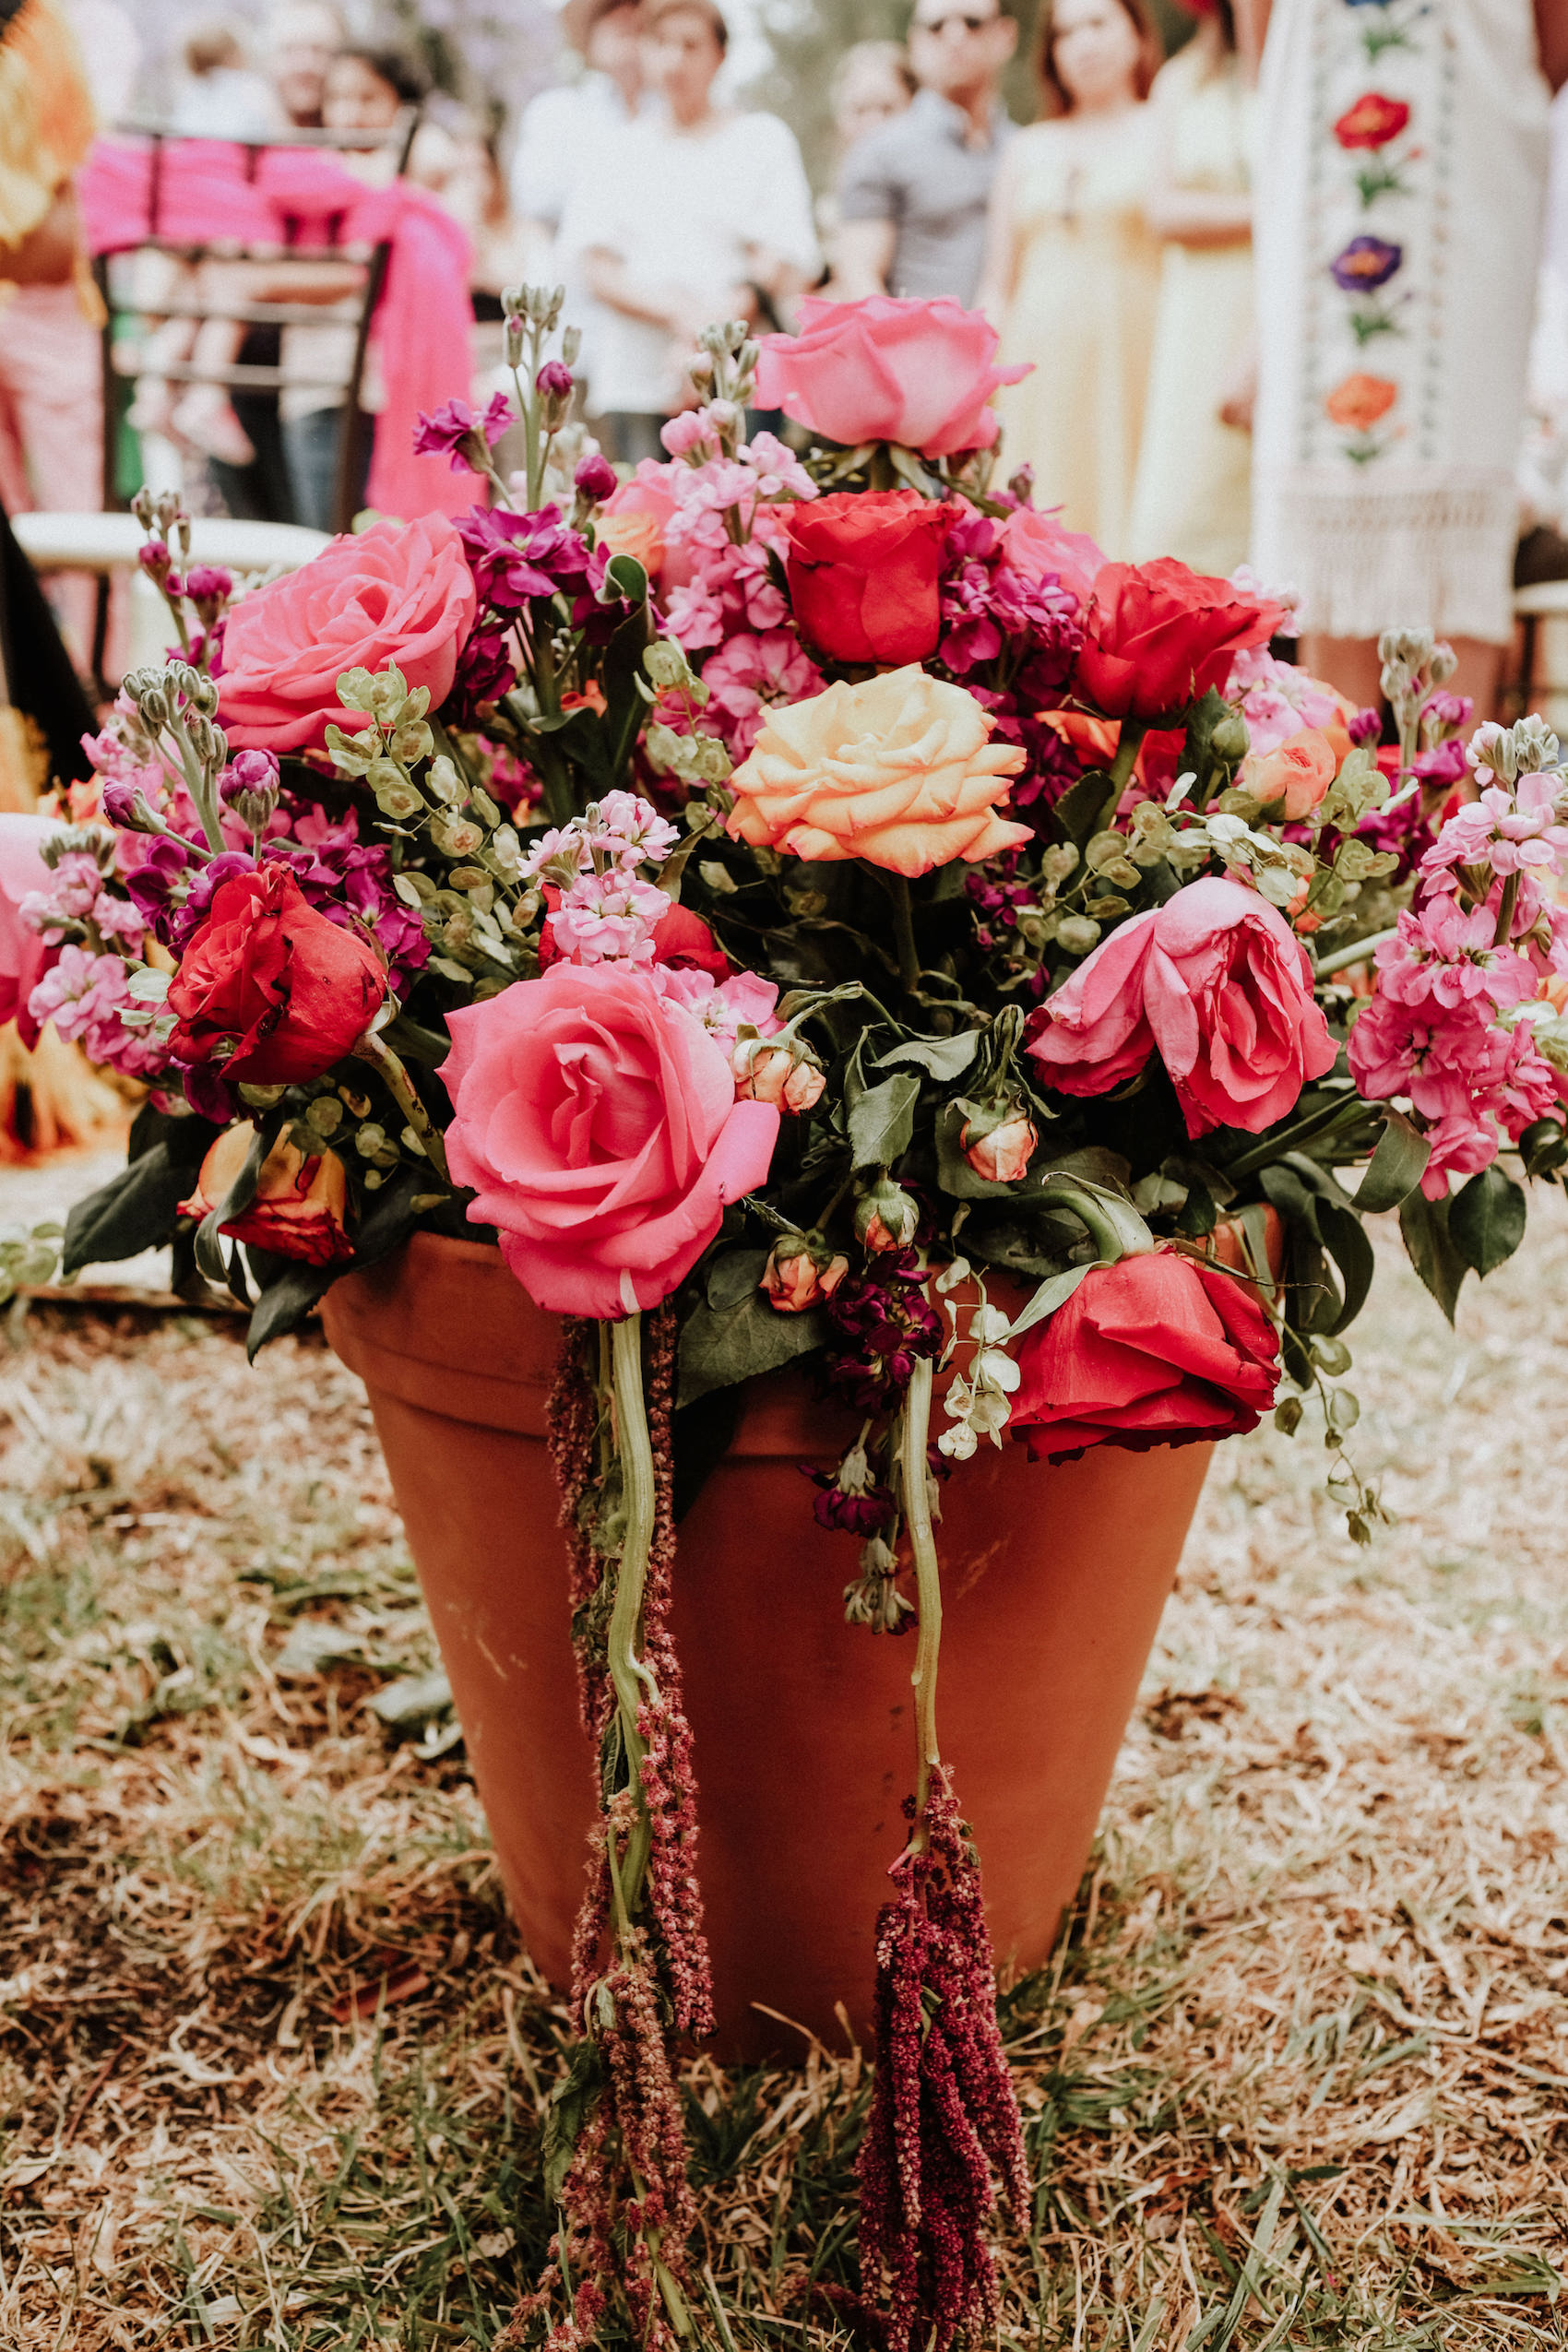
[1348,706,1383,747]
[184,564,232,610]
[825,1250,943,1413]
[1411,737,1470,789]
[413,393,513,473]
[220,749,281,804]
[575,451,618,502]
[450,623,517,713]
[456,503,595,612]
[535,359,574,398]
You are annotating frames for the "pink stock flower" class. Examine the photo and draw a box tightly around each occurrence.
[701,630,826,759]
[1421,778,1568,887]
[1348,995,1559,1194]
[1226,646,1352,758]
[547,872,671,964]
[1027,876,1336,1137]
[661,410,719,459]
[442,961,780,1318]
[754,294,1030,457]
[1372,898,1537,1013]
[655,961,780,1050]
[29,943,169,1078]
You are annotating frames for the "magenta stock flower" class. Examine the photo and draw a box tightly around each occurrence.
[456,502,595,611]
[535,359,573,399]
[701,630,825,759]
[412,392,512,472]
[574,449,618,502]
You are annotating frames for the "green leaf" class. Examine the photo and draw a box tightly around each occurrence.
[875,1033,980,1084]
[62,1143,196,1277]
[1003,1258,1102,1342]
[1398,1187,1468,1324]
[676,1289,830,1406]
[540,2037,605,2205]
[602,551,648,606]
[848,1071,921,1170]
[1051,768,1120,849]
[705,1246,769,1312]
[1448,1164,1526,1277]
[1355,1106,1431,1214]
[1315,1199,1374,1334]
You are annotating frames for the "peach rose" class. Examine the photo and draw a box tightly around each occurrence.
[726,666,1029,878]
[178,1124,352,1265]
[1242,727,1337,819]
[754,295,1029,458]
[218,515,478,754]
[595,505,667,581]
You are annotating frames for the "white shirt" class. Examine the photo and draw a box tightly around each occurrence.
[511,74,654,391]
[566,108,819,415]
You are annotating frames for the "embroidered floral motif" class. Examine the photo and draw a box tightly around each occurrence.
[1334,90,1410,148]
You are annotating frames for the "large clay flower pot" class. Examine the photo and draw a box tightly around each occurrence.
[323,1233,1211,2061]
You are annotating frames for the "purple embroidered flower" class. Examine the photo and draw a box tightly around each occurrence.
[412,393,513,473]
[1331,234,1402,291]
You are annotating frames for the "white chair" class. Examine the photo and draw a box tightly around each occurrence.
[10,510,328,671]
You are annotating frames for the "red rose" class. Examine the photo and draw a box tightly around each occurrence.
[783,489,950,667]
[168,864,387,1084]
[1334,92,1410,149]
[1010,1248,1279,1461]
[1074,560,1285,724]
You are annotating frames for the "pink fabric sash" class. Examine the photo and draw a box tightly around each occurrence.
[77,138,477,523]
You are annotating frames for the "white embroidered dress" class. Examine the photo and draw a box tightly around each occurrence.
[1251,0,1550,643]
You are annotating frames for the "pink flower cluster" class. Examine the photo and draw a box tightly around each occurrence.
[1226,645,1348,759]
[1349,732,1568,1194]
[29,944,169,1079]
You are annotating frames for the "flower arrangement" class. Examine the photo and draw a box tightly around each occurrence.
[13,290,1568,2347]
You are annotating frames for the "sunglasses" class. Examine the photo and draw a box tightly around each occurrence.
[915,10,996,30]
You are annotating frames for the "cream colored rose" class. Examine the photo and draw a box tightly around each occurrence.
[724,666,1030,878]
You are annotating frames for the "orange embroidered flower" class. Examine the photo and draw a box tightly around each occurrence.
[725,667,1029,877]
[1334,91,1411,149]
[1324,372,1397,433]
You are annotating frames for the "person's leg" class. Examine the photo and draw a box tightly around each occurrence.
[0,286,107,663]
[281,407,346,535]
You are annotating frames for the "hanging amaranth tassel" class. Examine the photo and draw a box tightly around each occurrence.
[854,1357,1030,2352]
[504,1306,709,2350]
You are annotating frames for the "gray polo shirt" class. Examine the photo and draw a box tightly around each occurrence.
[837,88,1013,309]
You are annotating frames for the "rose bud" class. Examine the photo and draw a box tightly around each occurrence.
[732,1038,826,1113]
[762,1231,849,1313]
[962,1104,1038,1184]
[167,863,387,1085]
[178,1123,353,1265]
[855,1176,920,1253]
[101,777,166,833]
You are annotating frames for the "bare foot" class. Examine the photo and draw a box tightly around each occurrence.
[171,387,255,469]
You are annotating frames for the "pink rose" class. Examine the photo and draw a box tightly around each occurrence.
[1027,876,1336,1137]
[999,507,1104,610]
[218,516,478,754]
[442,961,780,1319]
[0,814,56,1030]
[754,295,1030,460]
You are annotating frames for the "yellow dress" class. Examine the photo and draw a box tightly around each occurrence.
[992,110,1160,555]
[1127,48,1255,575]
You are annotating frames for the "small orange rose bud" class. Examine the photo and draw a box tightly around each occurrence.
[179,1123,353,1265]
[731,1039,826,1113]
[761,1231,849,1313]
[854,1177,920,1253]
[962,1106,1038,1185]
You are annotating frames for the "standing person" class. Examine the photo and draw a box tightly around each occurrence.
[978,0,1161,551]
[571,0,818,465]
[834,0,1017,305]
[1252,0,1568,714]
[0,0,104,672]
[820,41,917,292]
[1126,0,1257,574]
[513,0,652,411]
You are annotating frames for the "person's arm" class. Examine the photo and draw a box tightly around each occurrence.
[975,138,1022,323]
[583,244,749,343]
[1538,0,1568,87]
[833,134,898,298]
[1144,59,1253,246]
[0,185,77,285]
[741,116,822,318]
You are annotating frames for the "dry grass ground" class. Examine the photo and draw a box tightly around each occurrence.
[1,1197,1565,2350]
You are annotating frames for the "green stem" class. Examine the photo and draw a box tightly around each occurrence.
[608,1313,658,1920]
[1221,1090,1371,1181]
[351,1031,449,1182]
[1107,719,1147,794]
[901,1358,943,1834]
[885,873,921,995]
[1492,868,1521,947]
[1313,927,1397,980]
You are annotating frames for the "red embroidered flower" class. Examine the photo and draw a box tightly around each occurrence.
[1334,92,1410,149]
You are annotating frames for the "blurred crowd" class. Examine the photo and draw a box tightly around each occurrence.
[5,0,1568,719]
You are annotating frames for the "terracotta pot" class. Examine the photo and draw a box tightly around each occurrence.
[322,1234,1212,2061]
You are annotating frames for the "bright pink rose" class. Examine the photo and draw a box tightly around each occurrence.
[442,961,780,1319]
[998,507,1104,609]
[217,515,478,753]
[1027,876,1336,1136]
[754,295,1029,459]
[0,814,56,1029]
